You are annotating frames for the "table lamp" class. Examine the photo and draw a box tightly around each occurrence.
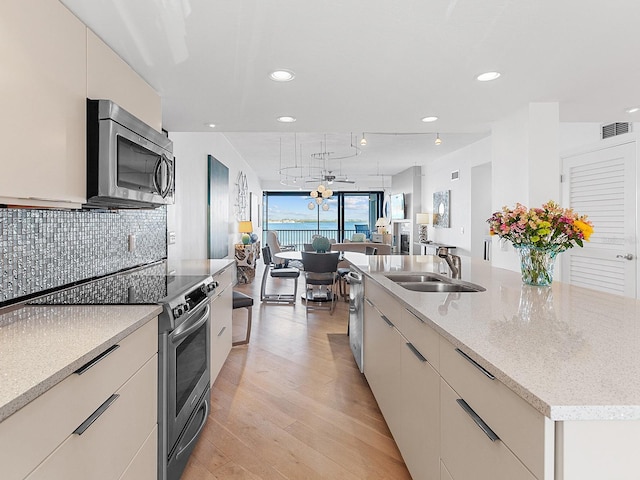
[416,213,432,243]
[375,217,389,234]
[238,221,253,245]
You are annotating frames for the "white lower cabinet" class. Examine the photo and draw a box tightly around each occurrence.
[440,378,536,480]
[398,338,440,480]
[119,426,158,480]
[363,291,440,480]
[363,296,402,437]
[26,356,157,480]
[440,460,455,480]
[0,318,158,480]
[362,277,548,480]
[210,266,234,384]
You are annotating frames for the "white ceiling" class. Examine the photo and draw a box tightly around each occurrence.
[60,0,640,190]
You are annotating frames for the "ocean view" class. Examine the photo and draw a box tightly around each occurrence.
[265,221,371,245]
[267,221,367,231]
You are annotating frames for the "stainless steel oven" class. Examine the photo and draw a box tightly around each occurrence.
[158,275,217,480]
[86,99,175,209]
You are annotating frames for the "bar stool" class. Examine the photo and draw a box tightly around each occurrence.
[232,291,253,346]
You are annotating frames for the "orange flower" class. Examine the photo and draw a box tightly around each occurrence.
[573,220,594,241]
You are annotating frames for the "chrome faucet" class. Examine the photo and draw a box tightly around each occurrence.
[437,247,461,279]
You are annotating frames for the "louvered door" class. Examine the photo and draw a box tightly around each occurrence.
[561,142,637,297]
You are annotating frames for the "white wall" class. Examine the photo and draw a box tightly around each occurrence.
[490,103,561,271]
[166,132,262,264]
[391,166,422,253]
[422,137,492,256]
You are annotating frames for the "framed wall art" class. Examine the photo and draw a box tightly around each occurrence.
[433,190,450,228]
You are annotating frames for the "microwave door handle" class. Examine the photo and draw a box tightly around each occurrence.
[161,155,174,198]
[152,158,163,195]
[155,155,172,198]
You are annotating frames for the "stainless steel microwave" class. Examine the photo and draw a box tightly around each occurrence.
[86,99,174,209]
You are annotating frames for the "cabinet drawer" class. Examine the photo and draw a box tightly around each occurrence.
[214,265,235,291]
[440,338,548,479]
[441,460,455,480]
[440,379,536,480]
[401,307,440,371]
[210,284,232,384]
[211,311,232,383]
[119,425,157,480]
[365,279,403,330]
[0,319,158,480]
[26,354,157,480]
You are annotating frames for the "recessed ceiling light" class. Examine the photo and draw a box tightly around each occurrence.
[476,71,501,82]
[205,123,216,128]
[270,70,295,82]
[626,107,639,114]
[421,116,438,123]
[277,116,297,123]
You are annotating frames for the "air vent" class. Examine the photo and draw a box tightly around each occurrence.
[451,170,460,181]
[601,122,631,139]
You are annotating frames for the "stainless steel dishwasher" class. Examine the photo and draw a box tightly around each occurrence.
[347,269,364,372]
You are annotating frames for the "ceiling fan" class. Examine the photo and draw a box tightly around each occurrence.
[305,170,355,185]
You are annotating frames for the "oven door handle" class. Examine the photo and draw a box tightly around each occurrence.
[175,397,210,461]
[172,305,210,343]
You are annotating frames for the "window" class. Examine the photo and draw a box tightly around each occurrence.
[264,191,383,247]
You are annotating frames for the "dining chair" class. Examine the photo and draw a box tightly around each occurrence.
[301,251,341,315]
[354,224,371,239]
[266,231,295,266]
[260,246,300,304]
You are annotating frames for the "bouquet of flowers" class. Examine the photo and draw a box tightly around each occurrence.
[487,201,594,286]
[487,200,593,252]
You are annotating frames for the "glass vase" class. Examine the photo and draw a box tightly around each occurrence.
[514,245,558,286]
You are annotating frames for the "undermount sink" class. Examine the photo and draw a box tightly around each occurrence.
[383,272,485,293]
[383,273,447,283]
[396,281,485,293]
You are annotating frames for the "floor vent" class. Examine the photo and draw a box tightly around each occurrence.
[601,122,631,139]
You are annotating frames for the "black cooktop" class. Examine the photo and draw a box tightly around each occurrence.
[28,261,210,306]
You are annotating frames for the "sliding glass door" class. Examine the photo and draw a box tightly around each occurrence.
[264,191,383,248]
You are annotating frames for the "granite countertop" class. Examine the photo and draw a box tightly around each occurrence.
[0,304,161,422]
[0,259,234,424]
[344,252,640,421]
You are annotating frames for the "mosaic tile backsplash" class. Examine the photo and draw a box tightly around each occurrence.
[0,207,167,304]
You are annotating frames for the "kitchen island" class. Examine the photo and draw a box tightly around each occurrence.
[345,252,640,480]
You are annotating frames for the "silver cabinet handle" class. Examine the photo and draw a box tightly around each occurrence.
[74,344,120,375]
[380,314,394,328]
[455,348,495,380]
[405,308,425,324]
[217,326,227,337]
[456,398,499,442]
[406,343,427,363]
[616,253,634,260]
[73,394,120,435]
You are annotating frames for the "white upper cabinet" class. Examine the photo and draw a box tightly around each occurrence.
[0,0,161,209]
[0,0,86,208]
[86,30,162,132]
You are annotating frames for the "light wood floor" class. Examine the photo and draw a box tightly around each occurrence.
[181,263,411,480]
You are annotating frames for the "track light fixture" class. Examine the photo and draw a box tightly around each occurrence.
[360,133,367,146]
[435,133,442,146]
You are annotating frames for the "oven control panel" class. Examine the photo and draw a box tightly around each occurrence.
[159,275,216,331]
